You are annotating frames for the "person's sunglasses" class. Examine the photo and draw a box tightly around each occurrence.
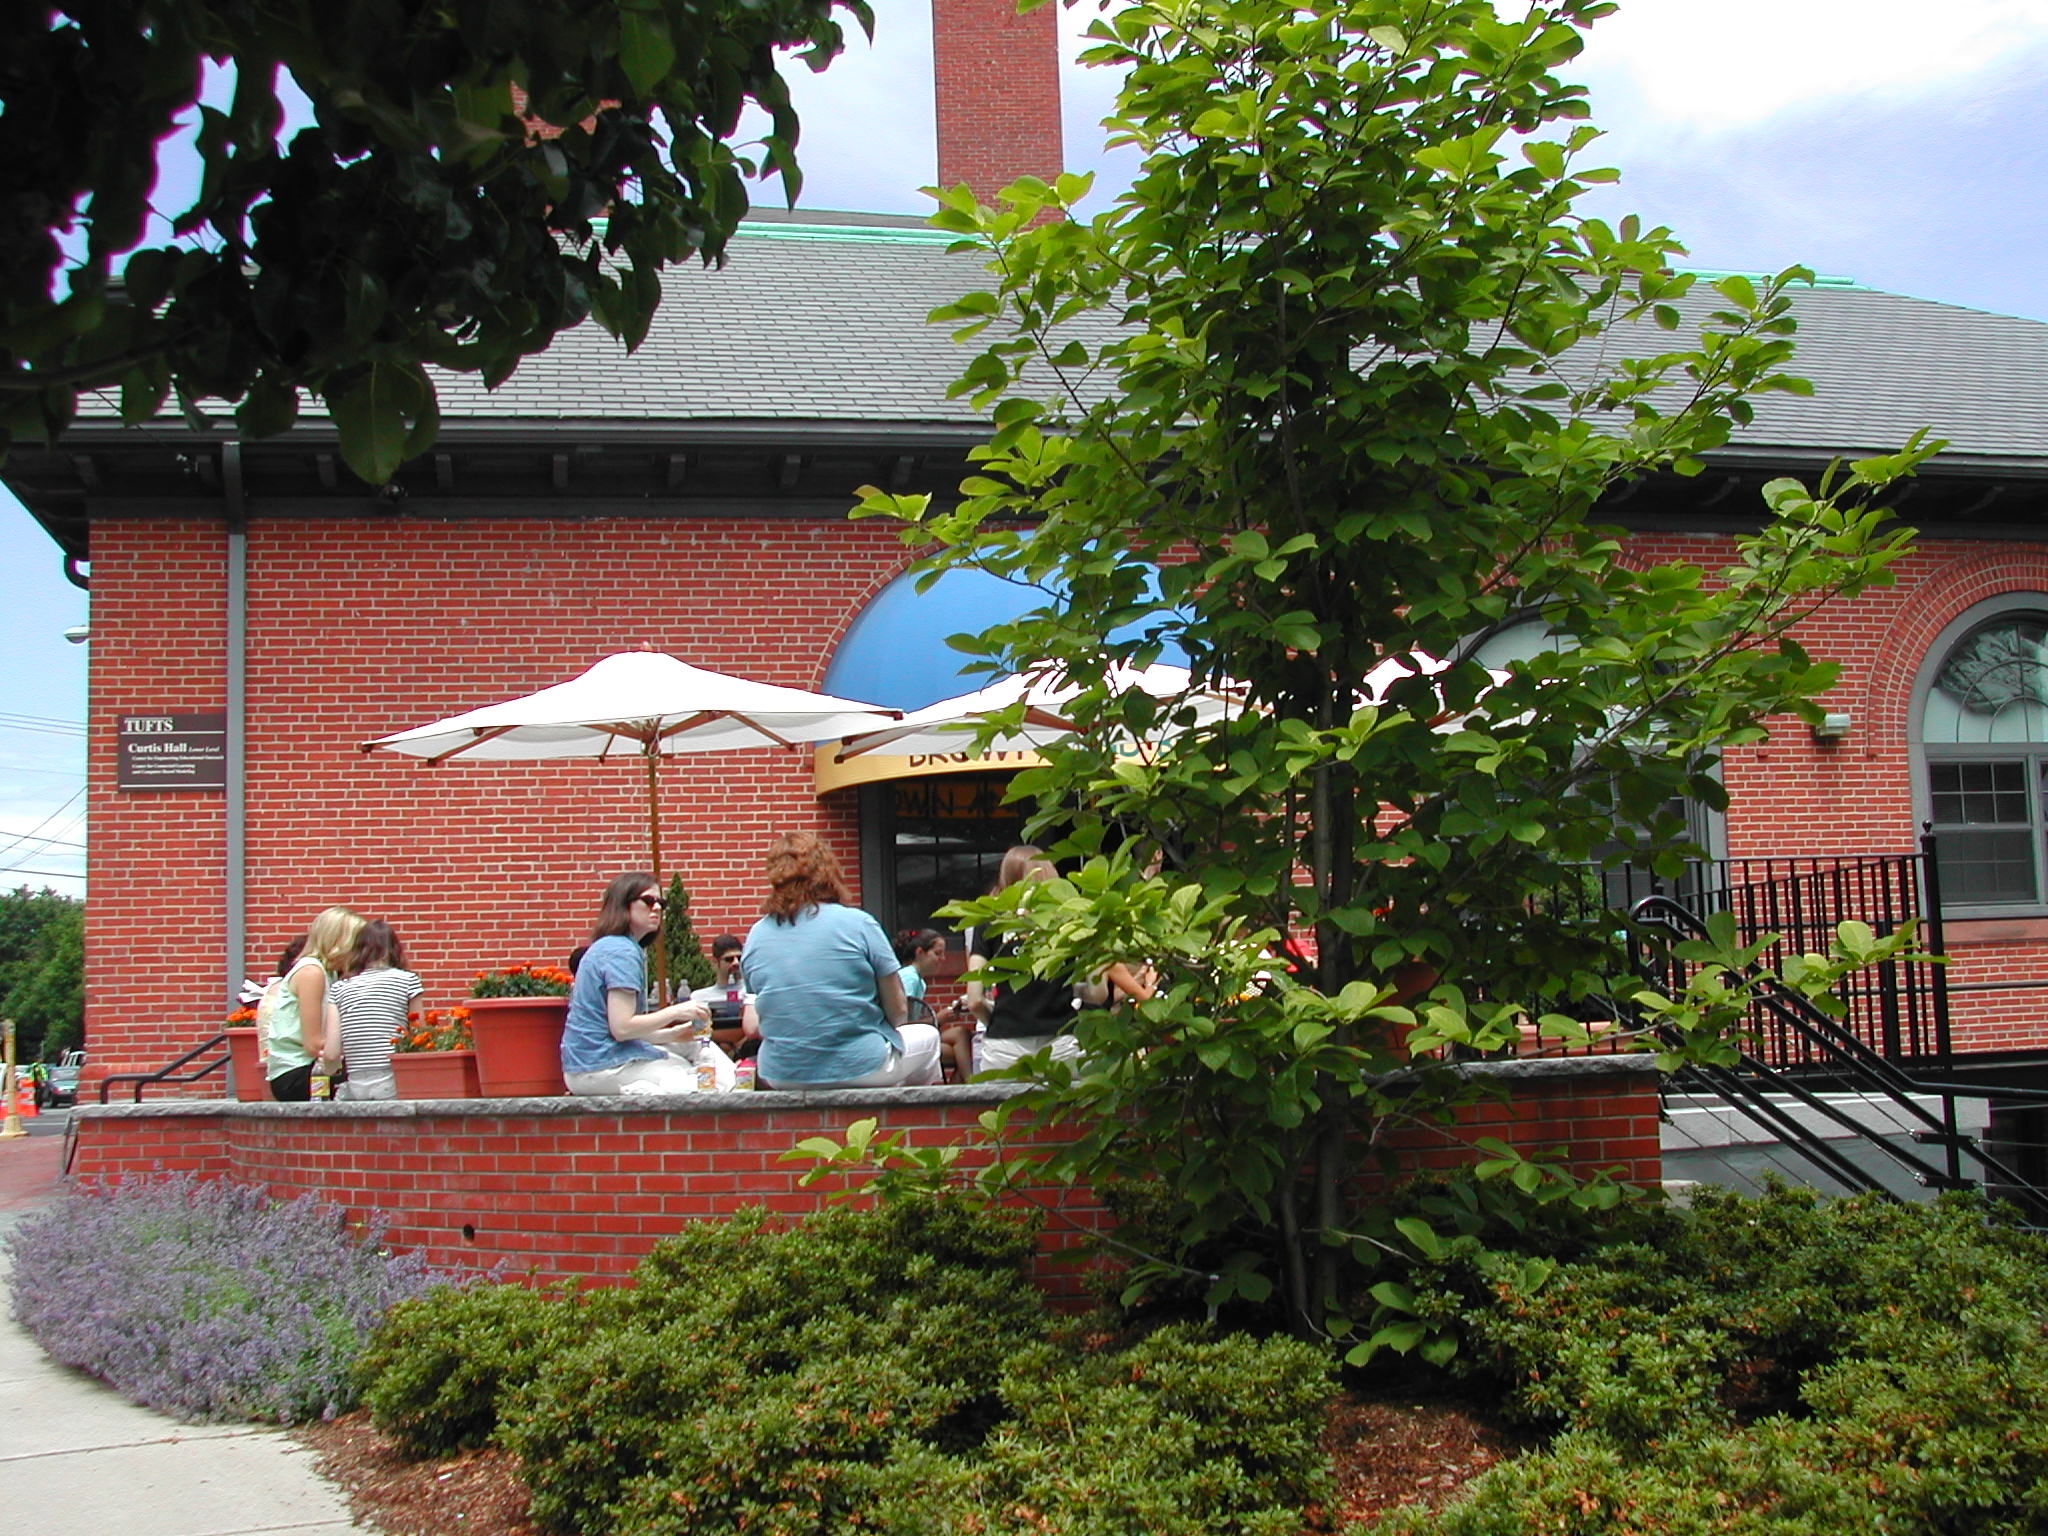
[636,895,663,909]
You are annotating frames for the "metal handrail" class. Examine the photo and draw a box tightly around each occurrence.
[1631,894,2048,1219]
[97,1031,231,1103]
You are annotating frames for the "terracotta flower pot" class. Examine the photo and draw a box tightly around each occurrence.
[224,1027,269,1102]
[467,996,569,1097]
[391,1049,482,1099]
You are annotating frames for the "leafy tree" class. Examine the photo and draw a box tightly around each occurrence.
[0,887,84,1058]
[2,0,872,482]
[858,0,1934,1342]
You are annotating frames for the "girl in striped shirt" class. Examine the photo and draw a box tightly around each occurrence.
[331,919,423,1100]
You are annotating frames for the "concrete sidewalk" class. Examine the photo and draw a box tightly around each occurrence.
[0,1123,362,1535]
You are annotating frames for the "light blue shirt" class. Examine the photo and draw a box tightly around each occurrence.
[743,904,901,1085]
[897,963,927,1002]
[561,935,664,1075]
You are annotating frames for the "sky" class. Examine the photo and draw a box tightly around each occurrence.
[3,0,2045,899]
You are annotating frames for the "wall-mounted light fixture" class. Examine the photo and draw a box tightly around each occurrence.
[62,625,90,645]
[1812,710,1852,743]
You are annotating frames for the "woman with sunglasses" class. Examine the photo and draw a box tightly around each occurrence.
[561,872,722,1095]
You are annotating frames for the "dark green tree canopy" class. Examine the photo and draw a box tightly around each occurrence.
[2,0,872,481]
[0,887,83,1058]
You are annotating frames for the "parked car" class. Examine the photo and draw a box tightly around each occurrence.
[44,1050,84,1108]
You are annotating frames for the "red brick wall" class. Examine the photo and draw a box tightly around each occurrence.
[932,0,1063,202]
[86,514,909,1091]
[1709,537,2048,1055]
[67,1069,1662,1297]
[87,521,230,1089]
[80,513,2048,1085]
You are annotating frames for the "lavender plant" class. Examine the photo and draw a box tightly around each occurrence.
[5,1171,456,1423]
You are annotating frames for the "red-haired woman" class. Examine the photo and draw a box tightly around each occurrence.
[740,832,942,1088]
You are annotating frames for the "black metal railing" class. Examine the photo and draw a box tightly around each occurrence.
[1627,891,2048,1222]
[98,1032,231,1103]
[1592,843,1951,1074]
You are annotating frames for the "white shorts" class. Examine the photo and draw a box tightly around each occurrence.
[565,1042,736,1096]
[765,1023,944,1089]
[978,1033,1084,1074]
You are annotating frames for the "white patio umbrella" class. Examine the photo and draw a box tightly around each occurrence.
[832,661,1240,761]
[363,650,898,993]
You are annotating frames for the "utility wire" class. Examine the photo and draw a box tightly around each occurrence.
[0,789,86,865]
[0,713,87,739]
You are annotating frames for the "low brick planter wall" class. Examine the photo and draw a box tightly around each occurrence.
[69,1057,1661,1299]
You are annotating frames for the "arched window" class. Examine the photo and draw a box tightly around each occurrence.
[1917,597,2048,911]
[1464,617,1725,865]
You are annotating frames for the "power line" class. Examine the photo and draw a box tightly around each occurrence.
[0,714,87,739]
[0,788,86,865]
[0,835,87,853]
[0,867,85,883]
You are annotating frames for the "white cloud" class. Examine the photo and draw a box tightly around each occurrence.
[1575,0,2048,131]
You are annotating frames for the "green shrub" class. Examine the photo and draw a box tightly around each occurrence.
[1418,1184,2048,1442]
[449,1196,1339,1536]
[352,1281,574,1455]
[975,1325,1335,1536]
[1369,1424,1893,1536]
[499,1199,1054,1535]
[1371,1185,2048,1535]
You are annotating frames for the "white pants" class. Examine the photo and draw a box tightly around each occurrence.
[769,1023,943,1089]
[335,1073,396,1101]
[565,1042,737,1096]
[978,1033,1084,1074]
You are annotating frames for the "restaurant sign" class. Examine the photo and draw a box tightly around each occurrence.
[118,711,228,791]
[812,742,1047,793]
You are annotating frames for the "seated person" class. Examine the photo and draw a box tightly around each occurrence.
[967,847,1107,1074]
[741,832,942,1089]
[562,873,731,1095]
[895,926,971,1080]
[689,932,756,1057]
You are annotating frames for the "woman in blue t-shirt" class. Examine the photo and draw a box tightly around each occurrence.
[742,833,942,1088]
[561,872,719,1095]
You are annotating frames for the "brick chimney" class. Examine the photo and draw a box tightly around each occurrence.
[932,0,1064,203]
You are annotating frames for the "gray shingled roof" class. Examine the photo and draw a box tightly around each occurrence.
[438,211,2048,467]
[78,210,2048,467]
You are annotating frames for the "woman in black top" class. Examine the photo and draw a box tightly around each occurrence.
[966,846,1106,1073]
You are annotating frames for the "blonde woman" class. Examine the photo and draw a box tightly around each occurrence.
[265,905,363,1101]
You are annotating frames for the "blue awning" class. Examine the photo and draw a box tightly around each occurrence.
[823,566,1187,712]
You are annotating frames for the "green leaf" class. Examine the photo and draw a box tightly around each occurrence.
[619,9,678,96]
[1394,1217,1445,1260]
[328,360,433,486]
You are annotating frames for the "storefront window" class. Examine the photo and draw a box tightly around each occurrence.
[874,773,1026,940]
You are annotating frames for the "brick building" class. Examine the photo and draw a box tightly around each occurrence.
[10,3,2048,1110]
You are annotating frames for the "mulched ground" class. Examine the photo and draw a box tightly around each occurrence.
[298,1416,540,1536]
[297,1389,1531,1536]
[1319,1393,1534,1528]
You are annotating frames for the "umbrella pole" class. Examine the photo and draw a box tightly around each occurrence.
[646,746,670,1003]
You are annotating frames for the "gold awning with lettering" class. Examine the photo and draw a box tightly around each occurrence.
[812,743,1042,794]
